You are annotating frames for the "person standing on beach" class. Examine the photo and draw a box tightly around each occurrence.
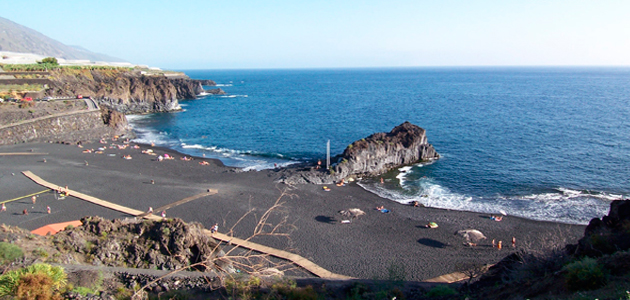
[47,206,51,214]
[211,223,218,233]
[1,203,6,212]
[32,195,36,204]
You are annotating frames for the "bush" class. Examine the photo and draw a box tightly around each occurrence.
[16,273,63,300]
[426,285,458,297]
[0,263,67,298]
[564,257,608,291]
[72,286,98,296]
[39,57,58,65]
[0,242,24,264]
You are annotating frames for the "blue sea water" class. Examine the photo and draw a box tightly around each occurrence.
[128,67,630,225]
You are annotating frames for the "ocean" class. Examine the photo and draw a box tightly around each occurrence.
[127,67,630,225]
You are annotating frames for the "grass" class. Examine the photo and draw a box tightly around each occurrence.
[0,84,45,93]
[0,63,131,72]
[0,242,24,264]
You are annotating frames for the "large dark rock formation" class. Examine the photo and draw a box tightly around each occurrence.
[570,199,630,257]
[53,216,233,273]
[280,122,439,184]
[333,121,439,179]
[45,69,212,114]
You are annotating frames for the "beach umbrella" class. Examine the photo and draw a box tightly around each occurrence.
[339,208,366,219]
[455,229,487,245]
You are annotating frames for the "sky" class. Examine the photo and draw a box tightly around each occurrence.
[2,0,630,69]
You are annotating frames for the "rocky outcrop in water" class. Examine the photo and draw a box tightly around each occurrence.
[45,69,210,114]
[280,122,439,184]
[334,121,439,178]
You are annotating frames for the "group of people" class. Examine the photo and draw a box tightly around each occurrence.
[1,194,53,216]
[491,237,516,250]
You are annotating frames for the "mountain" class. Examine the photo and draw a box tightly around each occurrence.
[0,16,126,62]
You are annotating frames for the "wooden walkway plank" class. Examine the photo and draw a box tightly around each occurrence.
[23,170,146,216]
[136,190,217,218]
[0,152,49,156]
[21,170,351,280]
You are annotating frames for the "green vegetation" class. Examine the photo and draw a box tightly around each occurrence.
[32,247,49,258]
[0,263,67,298]
[426,285,458,297]
[71,286,98,296]
[0,63,130,72]
[564,257,608,292]
[223,277,324,300]
[0,83,45,92]
[0,242,24,264]
[39,57,58,65]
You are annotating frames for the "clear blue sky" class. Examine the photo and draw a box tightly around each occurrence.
[3,0,630,69]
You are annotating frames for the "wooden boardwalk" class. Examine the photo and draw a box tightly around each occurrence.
[21,170,351,280]
[0,152,48,156]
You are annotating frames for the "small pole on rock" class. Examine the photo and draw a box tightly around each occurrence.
[326,140,330,169]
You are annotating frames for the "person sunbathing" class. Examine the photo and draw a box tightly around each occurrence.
[425,222,438,228]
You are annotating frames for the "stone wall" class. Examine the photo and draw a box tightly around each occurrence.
[0,110,125,145]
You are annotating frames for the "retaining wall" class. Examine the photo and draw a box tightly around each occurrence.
[0,110,117,145]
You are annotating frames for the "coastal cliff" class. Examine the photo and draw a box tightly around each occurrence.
[45,69,215,114]
[281,122,439,184]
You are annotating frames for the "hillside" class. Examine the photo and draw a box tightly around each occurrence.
[0,16,125,62]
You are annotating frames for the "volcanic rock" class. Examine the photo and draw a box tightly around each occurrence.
[280,122,439,184]
[571,199,630,257]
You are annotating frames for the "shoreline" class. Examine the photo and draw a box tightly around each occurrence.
[0,140,586,281]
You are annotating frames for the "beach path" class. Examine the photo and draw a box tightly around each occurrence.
[21,170,352,280]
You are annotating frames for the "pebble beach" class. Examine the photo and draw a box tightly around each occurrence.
[0,140,586,281]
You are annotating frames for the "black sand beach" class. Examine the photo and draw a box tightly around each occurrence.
[0,140,586,281]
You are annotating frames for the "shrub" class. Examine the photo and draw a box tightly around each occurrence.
[426,285,458,297]
[72,286,97,296]
[39,57,58,65]
[565,257,608,291]
[276,285,318,300]
[224,276,262,299]
[33,247,49,258]
[0,242,24,264]
[0,263,67,298]
[19,101,34,109]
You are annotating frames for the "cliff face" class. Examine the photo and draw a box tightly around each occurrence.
[45,69,207,114]
[333,121,439,179]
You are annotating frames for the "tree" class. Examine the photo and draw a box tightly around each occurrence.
[39,57,58,65]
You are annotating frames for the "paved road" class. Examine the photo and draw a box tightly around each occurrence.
[83,98,99,110]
